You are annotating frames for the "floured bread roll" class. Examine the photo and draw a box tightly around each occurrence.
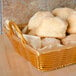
[52,7,74,20]
[28,11,54,30]
[41,38,60,47]
[67,11,76,34]
[23,34,41,49]
[62,34,76,45]
[38,38,63,51]
[35,17,68,39]
[38,44,63,52]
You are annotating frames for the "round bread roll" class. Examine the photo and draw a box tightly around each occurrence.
[35,17,68,39]
[67,11,76,34]
[62,34,76,45]
[41,38,61,47]
[28,11,54,30]
[52,7,74,20]
[38,38,63,51]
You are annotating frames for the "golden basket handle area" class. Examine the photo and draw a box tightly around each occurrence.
[8,21,26,44]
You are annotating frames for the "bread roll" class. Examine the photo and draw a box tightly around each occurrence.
[41,38,60,47]
[67,11,76,34]
[52,7,74,20]
[62,34,76,45]
[38,38,63,51]
[23,34,41,49]
[35,17,68,39]
[28,11,54,30]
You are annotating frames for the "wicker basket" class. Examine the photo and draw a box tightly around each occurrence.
[4,21,76,71]
[3,0,76,71]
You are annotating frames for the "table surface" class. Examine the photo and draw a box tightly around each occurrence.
[0,34,76,76]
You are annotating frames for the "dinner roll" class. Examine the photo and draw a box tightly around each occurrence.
[35,17,68,39]
[62,34,76,45]
[67,11,76,34]
[41,38,60,47]
[38,38,63,51]
[52,7,74,20]
[28,11,54,30]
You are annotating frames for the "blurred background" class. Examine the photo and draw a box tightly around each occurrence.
[0,0,2,34]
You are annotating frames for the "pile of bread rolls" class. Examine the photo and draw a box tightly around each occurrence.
[22,7,76,51]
